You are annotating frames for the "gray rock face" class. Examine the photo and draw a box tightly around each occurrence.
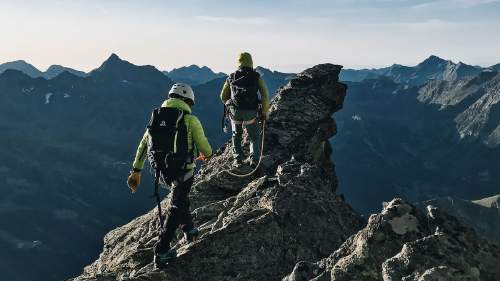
[284,198,500,281]
[473,194,500,209]
[416,71,500,147]
[70,64,363,281]
[418,195,500,244]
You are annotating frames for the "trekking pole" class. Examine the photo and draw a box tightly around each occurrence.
[153,169,164,226]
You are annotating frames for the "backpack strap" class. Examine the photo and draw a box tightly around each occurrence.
[147,107,160,129]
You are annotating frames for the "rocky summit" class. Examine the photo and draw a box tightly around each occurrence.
[285,198,500,281]
[71,63,500,281]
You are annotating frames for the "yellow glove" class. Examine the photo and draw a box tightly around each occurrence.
[127,170,141,193]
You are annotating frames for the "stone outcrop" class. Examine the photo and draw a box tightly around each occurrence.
[284,198,500,281]
[71,64,364,281]
[418,195,500,244]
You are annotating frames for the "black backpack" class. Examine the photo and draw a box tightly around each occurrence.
[146,107,191,185]
[228,68,260,110]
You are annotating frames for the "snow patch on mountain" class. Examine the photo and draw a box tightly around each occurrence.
[44,93,53,104]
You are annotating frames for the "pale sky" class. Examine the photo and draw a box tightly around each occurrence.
[1,0,499,73]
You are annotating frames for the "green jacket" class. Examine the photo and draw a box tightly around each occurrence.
[220,59,270,114]
[132,98,213,171]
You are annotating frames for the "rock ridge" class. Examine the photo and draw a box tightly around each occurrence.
[284,198,500,281]
[71,63,362,281]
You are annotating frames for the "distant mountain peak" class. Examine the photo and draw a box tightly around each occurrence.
[490,63,500,71]
[419,55,447,66]
[165,64,226,85]
[94,53,133,73]
[43,65,87,79]
[188,64,206,69]
[98,53,127,68]
[107,53,121,61]
[170,64,216,72]
[11,59,28,64]
[0,60,43,78]
[89,53,169,84]
[46,64,65,71]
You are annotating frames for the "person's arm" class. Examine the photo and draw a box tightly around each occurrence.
[258,77,270,116]
[190,116,213,157]
[128,130,149,193]
[220,80,231,104]
[132,131,149,171]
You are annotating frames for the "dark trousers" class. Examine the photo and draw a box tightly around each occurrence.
[155,176,194,254]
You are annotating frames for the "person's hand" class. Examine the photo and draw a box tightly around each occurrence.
[196,154,212,162]
[127,170,141,193]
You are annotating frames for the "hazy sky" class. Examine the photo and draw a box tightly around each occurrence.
[1,0,499,73]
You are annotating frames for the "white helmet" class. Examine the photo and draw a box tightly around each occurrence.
[168,83,195,104]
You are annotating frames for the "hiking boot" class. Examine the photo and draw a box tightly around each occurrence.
[154,249,177,270]
[184,228,200,243]
[232,159,243,168]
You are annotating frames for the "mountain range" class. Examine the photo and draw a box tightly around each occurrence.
[340,55,494,85]
[163,65,226,86]
[0,58,294,92]
[333,71,500,213]
[1,54,499,280]
[0,60,88,79]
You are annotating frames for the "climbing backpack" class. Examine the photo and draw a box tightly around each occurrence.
[146,107,191,186]
[228,68,260,110]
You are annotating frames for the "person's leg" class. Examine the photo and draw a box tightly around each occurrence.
[233,109,260,163]
[245,120,261,163]
[230,108,245,163]
[178,177,195,234]
[155,179,187,256]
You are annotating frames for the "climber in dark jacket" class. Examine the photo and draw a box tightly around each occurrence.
[220,52,270,168]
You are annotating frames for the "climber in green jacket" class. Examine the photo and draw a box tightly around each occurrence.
[127,83,213,269]
[220,52,270,168]
[129,97,213,174]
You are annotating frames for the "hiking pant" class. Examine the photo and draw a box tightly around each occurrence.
[230,108,261,162]
[155,175,194,254]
